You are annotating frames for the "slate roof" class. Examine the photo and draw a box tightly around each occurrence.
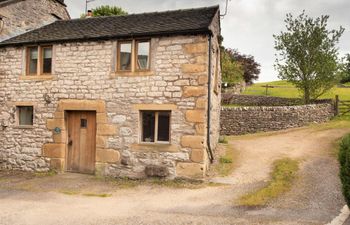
[0,5,219,47]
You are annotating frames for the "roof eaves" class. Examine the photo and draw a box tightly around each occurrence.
[0,28,212,47]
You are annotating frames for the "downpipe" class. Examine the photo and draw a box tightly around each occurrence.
[207,35,214,163]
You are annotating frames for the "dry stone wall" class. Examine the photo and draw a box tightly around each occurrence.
[222,94,333,106]
[221,104,335,135]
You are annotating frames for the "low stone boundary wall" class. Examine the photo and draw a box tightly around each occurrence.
[222,93,332,106]
[220,103,335,135]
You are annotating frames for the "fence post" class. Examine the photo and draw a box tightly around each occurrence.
[335,95,339,116]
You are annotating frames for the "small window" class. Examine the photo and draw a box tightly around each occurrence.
[141,111,170,143]
[42,47,52,74]
[17,106,33,126]
[80,119,87,128]
[28,47,38,75]
[136,41,150,70]
[118,42,132,71]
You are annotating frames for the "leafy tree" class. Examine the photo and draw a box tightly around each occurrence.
[221,48,244,84]
[81,5,127,18]
[340,54,350,84]
[231,50,261,84]
[274,12,344,103]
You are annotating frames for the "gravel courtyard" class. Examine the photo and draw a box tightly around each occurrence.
[0,124,349,225]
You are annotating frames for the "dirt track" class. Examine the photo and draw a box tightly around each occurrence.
[0,125,349,225]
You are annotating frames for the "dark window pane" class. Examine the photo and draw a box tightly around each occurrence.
[137,41,150,70]
[43,47,52,74]
[142,111,155,142]
[28,47,38,75]
[119,42,132,71]
[81,119,87,128]
[18,106,33,125]
[157,111,170,142]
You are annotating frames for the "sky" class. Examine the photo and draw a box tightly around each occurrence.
[65,0,350,82]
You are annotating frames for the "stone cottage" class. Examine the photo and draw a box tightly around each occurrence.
[0,0,70,41]
[0,6,221,179]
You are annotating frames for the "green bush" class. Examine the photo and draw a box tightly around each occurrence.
[339,134,350,206]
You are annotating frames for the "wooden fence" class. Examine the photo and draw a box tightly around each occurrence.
[335,95,350,116]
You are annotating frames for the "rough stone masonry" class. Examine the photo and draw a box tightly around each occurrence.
[0,8,222,179]
[0,0,70,41]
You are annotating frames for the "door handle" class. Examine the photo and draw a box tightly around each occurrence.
[68,139,73,146]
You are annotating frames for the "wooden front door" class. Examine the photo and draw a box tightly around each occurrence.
[67,111,96,174]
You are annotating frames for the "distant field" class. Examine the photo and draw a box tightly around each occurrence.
[243,81,350,101]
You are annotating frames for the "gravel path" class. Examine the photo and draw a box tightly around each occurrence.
[0,126,349,225]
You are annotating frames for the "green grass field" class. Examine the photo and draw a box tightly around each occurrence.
[243,80,350,101]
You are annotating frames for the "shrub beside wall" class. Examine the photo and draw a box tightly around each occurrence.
[339,134,350,207]
[221,103,334,135]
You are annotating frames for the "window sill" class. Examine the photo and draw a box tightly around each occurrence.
[14,125,34,129]
[20,75,54,81]
[111,70,154,77]
[131,143,180,152]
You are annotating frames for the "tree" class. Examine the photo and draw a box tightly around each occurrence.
[221,48,244,85]
[340,54,350,84]
[231,50,260,84]
[81,5,127,18]
[274,12,344,103]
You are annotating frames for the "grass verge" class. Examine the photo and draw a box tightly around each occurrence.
[238,158,299,206]
[214,144,236,176]
[82,193,112,198]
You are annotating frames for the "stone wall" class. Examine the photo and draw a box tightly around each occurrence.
[222,93,333,106]
[221,104,335,135]
[0,0,70,41]
[0,33,220,179]
[207,11,221,162]
[222,81,246,94]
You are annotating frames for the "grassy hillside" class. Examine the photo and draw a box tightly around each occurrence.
[243,81,350,101]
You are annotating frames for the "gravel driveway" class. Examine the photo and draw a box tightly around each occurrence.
[0,125,349,225]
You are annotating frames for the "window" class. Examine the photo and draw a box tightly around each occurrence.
[136,41,150,70]
[117,41,132,71]
[26,46,53,75]
[116,39,151,73]
[17,106,33,126]
[141,111,170,143]
[28,47,38,75]
[42,47,52,74]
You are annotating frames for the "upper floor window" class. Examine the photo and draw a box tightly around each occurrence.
[118,41,132,71]
[117,40,150,73]
[26,46,52,76]
[136,41,150,70]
